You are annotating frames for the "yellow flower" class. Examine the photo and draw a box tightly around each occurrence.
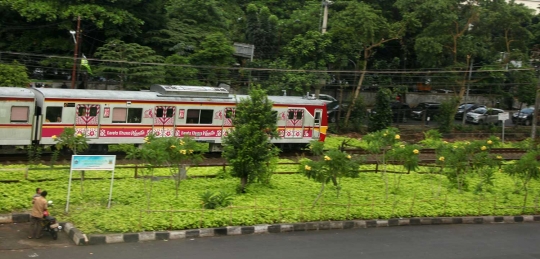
[395,134,400,140]
[481,146,487,151]
[347,155,351,159]
[305,165,311,171]
[383,133,387,137]
[144,137,149,143]
[170,145,176,149]
[487,140,493,145]
[180,150,186,155]
[496,155,503,160]
[399,145,405,148]
[324,155,331,161]
[51,135,57,140]
[179,141,185,146]
[189,150,194,154]
[413,149,419,155]
[438,156,445,162]
[77,133,83,137]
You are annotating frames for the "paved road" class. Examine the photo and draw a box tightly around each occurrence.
[3,223,540,259]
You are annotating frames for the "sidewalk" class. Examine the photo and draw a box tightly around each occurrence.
[0,222,74,250]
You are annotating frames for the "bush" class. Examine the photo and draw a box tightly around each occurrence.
[200,191,233,209]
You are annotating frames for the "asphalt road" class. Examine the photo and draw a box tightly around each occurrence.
[3,223,540,259]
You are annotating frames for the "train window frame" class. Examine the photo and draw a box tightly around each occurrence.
[186,109,214,124]
[10,106,29,123]
[45,106,63,123]
[112,108,143,123]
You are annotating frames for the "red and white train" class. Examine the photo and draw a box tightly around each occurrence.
[0,85,328,152]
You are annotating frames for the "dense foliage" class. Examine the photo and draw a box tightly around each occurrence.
[0,0,538,112]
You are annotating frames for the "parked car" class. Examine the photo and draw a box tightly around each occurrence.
[309,94,337,103]
[327,101,349,123]
[466,107,504,125]
[512,107,535,125]
[370,102,412,123]
[410,102,441,120]
[454,103,486,120]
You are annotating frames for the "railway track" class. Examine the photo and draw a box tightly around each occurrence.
[0,148,527,164]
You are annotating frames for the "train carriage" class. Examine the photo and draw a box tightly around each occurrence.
[29,85,328,152]
[0,87,36,146]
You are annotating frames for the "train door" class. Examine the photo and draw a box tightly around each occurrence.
[221,107,235,136]
[284,108,304,139]
[75,104,100,138]
[153,106,175,137]
[312,109,322,139]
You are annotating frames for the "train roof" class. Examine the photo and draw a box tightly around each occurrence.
[0,87,35,98]
[31,87,326,106]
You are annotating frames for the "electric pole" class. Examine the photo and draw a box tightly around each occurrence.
[71,16,81,89]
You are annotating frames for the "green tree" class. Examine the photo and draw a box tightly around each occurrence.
[369,88,393,132]
[298,140,361,206]
[222,85,280,193]
[163,54,202,85]
[189,32,235,86]
[0,61,29,87]
[245,4,279,60]
[331,2,405,126]
[94,39,165,90]
[126,135,205,199]
[504,149,540,212]
[51,127,89,194]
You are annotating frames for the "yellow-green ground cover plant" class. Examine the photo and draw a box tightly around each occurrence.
[1,131,540,234]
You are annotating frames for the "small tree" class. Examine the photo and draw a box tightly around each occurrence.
[222,85,280,193]
[0,61,29,88]
[363,127,405,199]
[298,140,362,206]
[126,135,205,199]
[504,150,540,212]
[369,88,393,132]
[51,127,89,193]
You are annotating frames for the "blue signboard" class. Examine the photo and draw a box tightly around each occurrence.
[70,155,116,170]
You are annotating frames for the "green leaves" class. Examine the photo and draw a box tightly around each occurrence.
[0,61,29,87]
[222,85,280,192]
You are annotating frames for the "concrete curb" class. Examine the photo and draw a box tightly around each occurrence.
[2,213,540,245]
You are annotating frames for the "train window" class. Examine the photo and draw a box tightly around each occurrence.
[297,110,303,120]
[156,108,164,117]
[200,110,213,124]
[186,109,213,124]
[77,106,85,116]
[112,108,127,123]
[10,106,29,123]
[288,111,295,120]
[127,108,142,123]
[113,108,143,123]
[287,110,303,120]
[314,112,321,124]
[45,107,63,123]
[89,107,97,117]
[272,111,278,123]
[166,108,173,118]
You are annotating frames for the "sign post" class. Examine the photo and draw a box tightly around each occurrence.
[66,155,116,213]
[498,112,509,143]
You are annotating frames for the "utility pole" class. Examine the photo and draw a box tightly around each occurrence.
[462,56,474,125]
[71,16,81,89]
[321,0,330,34]
[316,0,332,99]
[531,73,540,142]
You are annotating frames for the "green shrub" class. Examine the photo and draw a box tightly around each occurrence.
[200,191,234,209]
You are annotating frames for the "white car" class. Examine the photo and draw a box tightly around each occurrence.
[309,94,337,103]
[466,107,504,124]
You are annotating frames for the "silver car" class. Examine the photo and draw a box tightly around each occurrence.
[466,107,504,124]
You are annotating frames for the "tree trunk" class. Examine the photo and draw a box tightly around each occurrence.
[344,52,369,127]
[312,182,326,207]
[240,176,248,193]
